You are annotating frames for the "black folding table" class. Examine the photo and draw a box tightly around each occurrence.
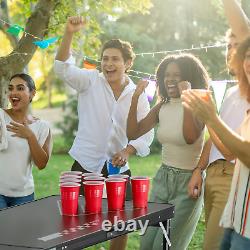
[0,195,174,250]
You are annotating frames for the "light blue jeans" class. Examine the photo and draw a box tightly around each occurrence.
[220,228,250,250]
[0,193,34,209]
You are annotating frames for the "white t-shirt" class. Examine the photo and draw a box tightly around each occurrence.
[0,108,50,197]
[54,56,154,173]
[209,85,250,164]
[157,99,204,170]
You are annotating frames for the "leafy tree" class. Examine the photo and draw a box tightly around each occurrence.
[0,0,152,107]
[101,0,231,81]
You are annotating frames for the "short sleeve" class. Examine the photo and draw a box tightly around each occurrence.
[0,108,8,151]
[37,120,52,155]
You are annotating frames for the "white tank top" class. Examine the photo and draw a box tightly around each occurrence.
[157,99,204,170]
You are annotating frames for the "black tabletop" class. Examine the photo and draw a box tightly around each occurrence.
[0,195,174,250]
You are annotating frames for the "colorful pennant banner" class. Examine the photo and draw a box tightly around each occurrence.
[33,37,59,49]
[6,24,24,37]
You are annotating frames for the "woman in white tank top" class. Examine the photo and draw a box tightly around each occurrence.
[127,53,210,250]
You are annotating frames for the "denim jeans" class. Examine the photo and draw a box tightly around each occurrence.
[0,193,34,209]
[220,228,250,250]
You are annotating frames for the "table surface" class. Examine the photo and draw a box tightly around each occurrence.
[0,195,174,250]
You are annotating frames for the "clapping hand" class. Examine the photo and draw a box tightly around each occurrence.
[181,90,217,124]
[6,121,34,139]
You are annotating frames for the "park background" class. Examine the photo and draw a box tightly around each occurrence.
[1,0,250,249]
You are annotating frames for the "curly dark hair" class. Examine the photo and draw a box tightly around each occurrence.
[156,53,210,101]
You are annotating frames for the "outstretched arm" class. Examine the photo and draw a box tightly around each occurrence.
[56,16,85,62]
[222,0,250,42]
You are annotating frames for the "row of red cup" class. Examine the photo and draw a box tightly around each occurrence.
[59,171,150,216]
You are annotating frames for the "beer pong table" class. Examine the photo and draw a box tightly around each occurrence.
[0,195,174,250]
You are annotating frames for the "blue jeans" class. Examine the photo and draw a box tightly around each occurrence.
[0,193,34,209]
[220,228,250,250]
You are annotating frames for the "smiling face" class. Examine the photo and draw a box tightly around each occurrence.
[8,77,35,110]
[164,62,182,98]
[243,48,250,85]
[101,48,130,85]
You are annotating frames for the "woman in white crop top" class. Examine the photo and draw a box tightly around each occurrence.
[0,73,51,209]
[127,53,210,250]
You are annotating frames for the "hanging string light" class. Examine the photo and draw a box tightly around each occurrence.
[0,18,236,87]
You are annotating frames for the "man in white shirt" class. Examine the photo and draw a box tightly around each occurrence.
[54,16,153,250]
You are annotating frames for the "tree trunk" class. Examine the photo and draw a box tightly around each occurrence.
[0,0,59,108]
[0,0,18,48]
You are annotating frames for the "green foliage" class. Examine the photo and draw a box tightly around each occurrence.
[47,0,153,59]
[51,134,70,154]
[33,92,67,109]
[56,95,78,147]
[101,0,230,81]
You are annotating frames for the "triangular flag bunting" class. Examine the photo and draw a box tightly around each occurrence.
[143,78,156,102]
[33,37,59,49]
[83,61,96,69]
[33,40,49,49]
[210,80,228,112]
[6,24,24,37]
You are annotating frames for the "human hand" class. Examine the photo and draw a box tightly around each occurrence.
[66,16,85,33]
[181,89,217,124]
[6,121,34,139]
[133,79,149,97]
[188,168,203,199]
[178,81,191,94]
[112,149,130,167]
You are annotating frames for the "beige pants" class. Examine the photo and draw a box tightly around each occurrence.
[203,160,234,250]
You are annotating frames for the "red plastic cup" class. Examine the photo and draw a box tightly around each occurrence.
[84,176,106,182]
[60,182,80,216]
[108,175,130,207]
[60,176,81,183]
[131,176,150,208]
[107,174,129,179]
[105,178,126,211]
[192,89,211,101]
[61,171,82,176]
[83,181,104,213]
[82,173,103,180]
[60,174,82,181]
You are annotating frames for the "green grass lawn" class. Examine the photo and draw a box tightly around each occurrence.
[33,154,204,250]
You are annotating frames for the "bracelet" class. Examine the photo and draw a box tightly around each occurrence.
[193,166,204,174]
